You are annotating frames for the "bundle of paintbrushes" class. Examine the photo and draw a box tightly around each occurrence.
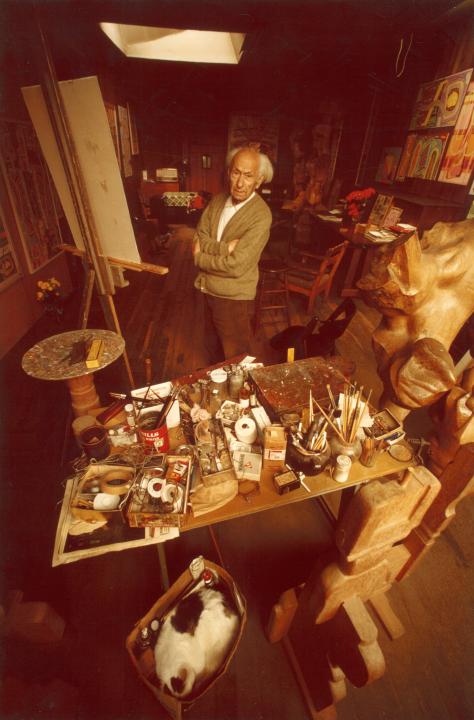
[314,382,372,444]
[292,389,329,453]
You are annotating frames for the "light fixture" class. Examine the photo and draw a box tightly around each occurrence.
[100,22,245,64]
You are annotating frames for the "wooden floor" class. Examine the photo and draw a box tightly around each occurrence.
[0,229,473,720]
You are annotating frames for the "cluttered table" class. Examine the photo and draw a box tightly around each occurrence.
[52,354,414,567]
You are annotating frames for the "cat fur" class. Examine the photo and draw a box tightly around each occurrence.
[154,584,239,699]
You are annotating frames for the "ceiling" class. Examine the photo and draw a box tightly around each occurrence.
[1,0,473,117]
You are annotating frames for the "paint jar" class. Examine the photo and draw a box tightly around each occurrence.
[209,368,228,400]
[138,409,170,452]
[79,425,110,460]
[229,367,244,400]
[332,454,352,483]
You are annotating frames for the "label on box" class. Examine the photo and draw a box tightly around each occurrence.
[264,449,286,461]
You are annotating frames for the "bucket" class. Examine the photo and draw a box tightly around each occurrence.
[138,410,170,452]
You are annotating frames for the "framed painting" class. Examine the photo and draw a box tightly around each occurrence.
[0,202,20,290]
[409,68,472,131]
[396,134,417,181]
[375,147,401,184]
[0,120,62,273]
[228,114,279,163]
[407,132,449,180]
[438,80,474,186]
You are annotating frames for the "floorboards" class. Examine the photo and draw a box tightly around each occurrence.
[0,228,473,720]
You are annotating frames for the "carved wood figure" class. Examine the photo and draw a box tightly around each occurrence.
[357,219,474,421]
[267,466,440,716]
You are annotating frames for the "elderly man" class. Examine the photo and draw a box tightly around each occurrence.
[193,146,273,363]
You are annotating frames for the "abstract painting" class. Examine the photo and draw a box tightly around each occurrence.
[409,68,472,131]
[375,147,402,184]
[397,132,449,181]
[438,80,474,186]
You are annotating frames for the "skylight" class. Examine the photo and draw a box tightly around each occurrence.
[100,22,245,64]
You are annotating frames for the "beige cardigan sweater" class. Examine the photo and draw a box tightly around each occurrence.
[194,193,272,300]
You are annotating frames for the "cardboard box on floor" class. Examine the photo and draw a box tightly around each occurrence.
[126,557,246,720]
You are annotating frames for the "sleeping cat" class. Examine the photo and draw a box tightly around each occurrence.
[154,583,240,699]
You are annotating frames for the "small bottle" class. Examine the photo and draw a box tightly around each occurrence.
[136,626,151,652]
[125,403,136,428]
[200,568,218,588]
[209,388,222,416]
[239,385,250,409]
[249,383,257,408]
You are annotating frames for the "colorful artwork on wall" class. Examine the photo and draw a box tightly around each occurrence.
[228,114,279,162]
[0,204,20,289]
[396,132,449,181]
[375,147,402,184]
[409,68,473,131]
[0,120,62,273]
[438,80,474,186]
[395,134,417,181]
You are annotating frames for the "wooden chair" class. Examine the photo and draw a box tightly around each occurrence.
[285,241,348,313]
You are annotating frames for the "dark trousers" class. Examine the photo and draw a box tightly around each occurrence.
[202,293,252,364]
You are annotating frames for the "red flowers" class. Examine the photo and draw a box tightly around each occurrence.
[345,187,376,221]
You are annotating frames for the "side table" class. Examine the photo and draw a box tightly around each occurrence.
[22,329,125,417]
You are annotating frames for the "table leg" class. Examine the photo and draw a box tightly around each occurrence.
[66,374,100,418]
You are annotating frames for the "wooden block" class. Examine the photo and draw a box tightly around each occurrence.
[369,591,405,640]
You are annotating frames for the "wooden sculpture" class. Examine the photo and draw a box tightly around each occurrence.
[267,466,440,715]
[357,218,474,421]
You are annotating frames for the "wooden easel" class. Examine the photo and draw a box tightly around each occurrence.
[35,14,169,391]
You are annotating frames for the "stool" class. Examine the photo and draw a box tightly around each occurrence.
[254,258,291,332]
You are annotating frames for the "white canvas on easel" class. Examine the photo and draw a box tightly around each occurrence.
[22,76,140,265]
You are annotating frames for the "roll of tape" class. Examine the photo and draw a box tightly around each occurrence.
[147,477,165,498]
[100,469,134,495]
[235,416,257,444]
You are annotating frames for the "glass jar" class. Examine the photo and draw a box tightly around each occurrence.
[229,367,244,400]
[329,435,362,461]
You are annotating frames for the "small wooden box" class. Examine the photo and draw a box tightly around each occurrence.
[195,418,237,488]
[70,463,136,523]
[127,454,193,528]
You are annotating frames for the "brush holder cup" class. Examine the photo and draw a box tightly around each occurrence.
[286,439,331,475]
[329,435,362,461]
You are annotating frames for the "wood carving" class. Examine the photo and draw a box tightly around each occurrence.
[399,443,474,580]
[429,361,474,474]
[357,219,474,420]
[266,466,440,715]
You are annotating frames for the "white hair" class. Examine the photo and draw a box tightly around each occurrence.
[226,146,274,184]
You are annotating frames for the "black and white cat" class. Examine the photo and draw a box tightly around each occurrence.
[154,583,240,699]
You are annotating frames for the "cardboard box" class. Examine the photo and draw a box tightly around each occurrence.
[126,557,246,720]
[263,425,287,471]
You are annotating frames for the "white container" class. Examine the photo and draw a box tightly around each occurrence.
[333,454,352,483]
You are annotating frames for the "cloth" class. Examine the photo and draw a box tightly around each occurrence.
[216,192,256,242]
[202,293,253,363]
[194,192,272,301]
